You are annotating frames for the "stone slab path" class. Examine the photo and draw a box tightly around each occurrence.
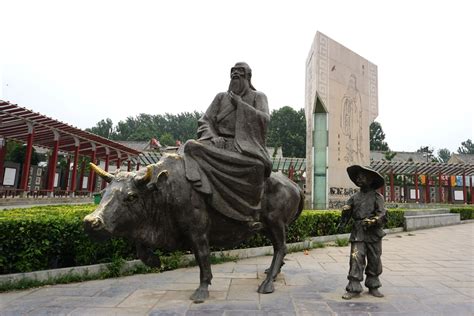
[1,223,473,315]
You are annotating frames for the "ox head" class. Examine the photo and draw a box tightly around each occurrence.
[83,162,168,241]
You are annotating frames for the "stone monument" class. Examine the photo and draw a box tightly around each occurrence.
[305,31,379,209]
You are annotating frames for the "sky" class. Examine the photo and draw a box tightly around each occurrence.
[1,0,473,154]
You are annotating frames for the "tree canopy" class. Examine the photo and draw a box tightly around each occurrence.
[416,146,437,162]
[5,141,42,165]
[87,112,202,143]
[457,139,474,154]
[85,118,114,139]
[437,148,451,163]
[369,121,389,151]
[87,106,307,158]
[266,106,306,158]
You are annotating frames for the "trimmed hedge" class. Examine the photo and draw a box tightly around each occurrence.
[0,205,134,275]
[1,205,405,275]
[450,207,474,220]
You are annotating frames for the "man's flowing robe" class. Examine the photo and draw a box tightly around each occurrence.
[182,90,271,222]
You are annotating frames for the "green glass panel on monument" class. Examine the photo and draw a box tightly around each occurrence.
[313,110,327,209]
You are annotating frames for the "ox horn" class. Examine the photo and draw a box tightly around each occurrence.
[89,163,114,183]
[135,164,153,185]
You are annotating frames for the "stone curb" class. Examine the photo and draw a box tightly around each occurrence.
[0,227,403,284]
[214,227,404,260]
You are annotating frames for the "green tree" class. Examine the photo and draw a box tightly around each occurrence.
[162,111,201,142]
[370,121,389,151]
[384,150,397,161]
[457,139,474,154]
[437,148,451,163]
[417,146,436,162]
[5,141,42,165]
[266,107,306,158]
[107,112,201,142]
[85,118,115,139]
[159,133,175,147]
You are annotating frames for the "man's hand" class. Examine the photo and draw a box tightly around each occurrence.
[229,91,242,106]
[342,205,351,211]
[211,137,226,148]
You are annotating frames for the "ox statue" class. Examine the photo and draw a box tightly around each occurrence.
[84,153,304,303]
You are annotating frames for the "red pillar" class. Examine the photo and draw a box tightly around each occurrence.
[79,159,85,192]
[69,143,80,194]
[88,149,97,193]
[448,175,453,203]
[0,138,6,185]
[136,161,140,171]
[116,158,121,170]
[470,176,473,205]
[462,171,467,204]
[438,171,443,203]
[288,163,294,181]
[101,153,110,190]
[63,156,71,191]
[403,175,407,202]
[425,174,430,203]
[127,160,131,172]
[390,170,395,202]
[47,132,60,193]
[470,175,473,205]
[415,171,419,202]
[19,125,34,192]
[104,155,110,172]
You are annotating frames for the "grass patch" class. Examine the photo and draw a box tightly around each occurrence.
[0,251,238,292]
[313,242,326,248]
[335,238,349,247]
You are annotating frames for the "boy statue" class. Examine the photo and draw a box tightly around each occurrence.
[338,165,387,299]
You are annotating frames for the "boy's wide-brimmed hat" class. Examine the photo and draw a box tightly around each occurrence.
[347,165,385,190]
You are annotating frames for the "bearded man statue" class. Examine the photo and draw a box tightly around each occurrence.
[182,62,271,230]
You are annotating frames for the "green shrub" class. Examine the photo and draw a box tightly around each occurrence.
[1,206,405,275]
[450,207,474,220]
[0,205,134,275]
[236,209,403,249]
[386,209,405,228]
[335,238,349,247]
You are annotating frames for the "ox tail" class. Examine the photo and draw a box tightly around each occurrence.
[289,188,305,225]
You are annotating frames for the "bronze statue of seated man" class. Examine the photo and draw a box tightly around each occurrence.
[182,62,271,231]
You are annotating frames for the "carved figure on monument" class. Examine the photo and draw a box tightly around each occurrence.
[337,165,387,299]
[84,63,304,303]
[340,74,363,163]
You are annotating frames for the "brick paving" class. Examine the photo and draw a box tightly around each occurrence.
[1,223,473,315]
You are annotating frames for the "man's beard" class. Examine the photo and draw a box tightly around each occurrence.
[228,77,247,95]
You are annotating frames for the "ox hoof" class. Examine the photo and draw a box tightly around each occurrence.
[190,288,209,303]
[257,279,275,294]
[342,291,360,300]
[264,261,285,274]
[369,288,384,298]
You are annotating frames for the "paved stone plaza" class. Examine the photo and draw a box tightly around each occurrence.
[1,223,473,315]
